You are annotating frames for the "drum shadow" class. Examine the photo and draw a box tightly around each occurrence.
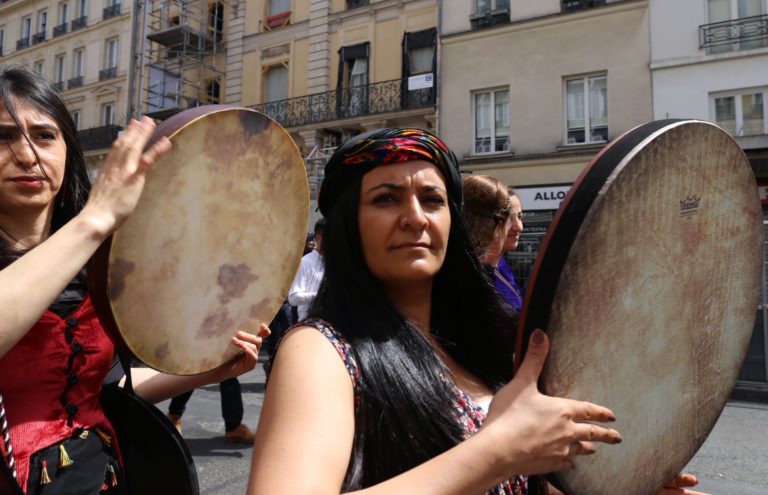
[183,437,253,457]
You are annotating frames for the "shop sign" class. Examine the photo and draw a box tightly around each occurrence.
[516,185,571,211]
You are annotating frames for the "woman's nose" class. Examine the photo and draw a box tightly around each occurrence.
[9,138,39,168]
[400,196,428,229]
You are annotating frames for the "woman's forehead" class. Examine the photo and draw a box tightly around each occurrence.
[361,160,446,187]
[0,96,59,127]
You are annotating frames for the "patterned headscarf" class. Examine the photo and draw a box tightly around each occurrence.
[318,128,463,217]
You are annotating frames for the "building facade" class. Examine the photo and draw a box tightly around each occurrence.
[0,0,131,174]
[439,0,651,288]
[650,0,768,391]
[237,0,439,225]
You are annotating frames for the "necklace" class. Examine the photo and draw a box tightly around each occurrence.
[493,268,520,299]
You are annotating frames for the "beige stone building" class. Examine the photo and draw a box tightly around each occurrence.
[439,0,651,278]
[235,0,438,222]
[0,0,131,173]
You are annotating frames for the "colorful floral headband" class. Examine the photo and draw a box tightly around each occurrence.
[318,128,463,216]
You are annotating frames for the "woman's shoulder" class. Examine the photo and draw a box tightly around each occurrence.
[268,318,360,387]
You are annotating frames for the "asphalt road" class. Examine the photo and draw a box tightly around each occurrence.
[156,360,768,495]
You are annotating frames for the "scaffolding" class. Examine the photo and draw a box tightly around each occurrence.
[130,0,226,120]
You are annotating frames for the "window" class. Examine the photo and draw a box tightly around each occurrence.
[55,54,66,83]
[59,2,69,24]
[263,65,288,121]
[106,38,118,68]
[476,0,509,13]
[34,60,44,75]
[565,74,607,144]
[206,79,221,104]
[347,0,369,9]
[705,0,766,52]
[562,0,606,11]
[208,2,224,40]
[71,110,80,130]
[713,89,767,137]
[22,16,32,39]
[266,0,290,29]
[77,0,88,17]
[37,9,48,35]
[471,0,510,28]
[473,88,510,154]
[337,43,369,117]
[102,102,114,126]
[403,29,436,108]
[0,27,4,56]
[74,48,84,77]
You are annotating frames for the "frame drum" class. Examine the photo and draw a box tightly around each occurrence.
[89,106,309,375]
[517,120,762,495]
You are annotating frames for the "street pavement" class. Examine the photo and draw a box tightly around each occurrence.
[157,357,768,495]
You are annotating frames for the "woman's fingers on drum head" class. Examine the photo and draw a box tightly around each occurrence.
[572,400,616,424]
[575,422,622,445]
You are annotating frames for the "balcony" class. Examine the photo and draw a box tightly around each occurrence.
[16,37,30,50]
[71,16,87,32]
[53,23,68,37]
[99,67,118,81]
[103,3,121,20]
[32,31,46,45]
[470,8,510,30]
[250,78,435,128]
[700,14,768,52]
[79,125,122,151]
[563,0,606,11]
[52,81,64,92]
[68,76,84,89]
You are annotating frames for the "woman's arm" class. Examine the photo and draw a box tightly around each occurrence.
[0,118,170,358]
[127,327,268,403]
[247,328,622,495]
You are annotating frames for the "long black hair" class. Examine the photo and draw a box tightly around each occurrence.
[0,66,91,267]
[309,129,516,489]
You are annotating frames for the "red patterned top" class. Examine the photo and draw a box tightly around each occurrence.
[0,295,120,493]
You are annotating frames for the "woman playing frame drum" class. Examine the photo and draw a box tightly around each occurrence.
[0,66,267,494]
[247,128,704,495]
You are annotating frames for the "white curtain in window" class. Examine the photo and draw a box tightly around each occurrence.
[741,93,764,136]
[349,58,368,87]
[265,65,288,102]
[494,90,510,139]
[708,0,730,22]
[566,79,584,130]
[268,0,290,16]
[475,92,491,152]
[738,0,763,17]
[476,0,491,14]
[715,96,737,135]
[589,76,607,128]
[409,47,433,75]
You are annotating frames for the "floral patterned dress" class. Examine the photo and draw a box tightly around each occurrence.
[275,319,528,495]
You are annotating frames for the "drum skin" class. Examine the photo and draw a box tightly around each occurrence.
[89,106,309,375]
[520,121,762,495]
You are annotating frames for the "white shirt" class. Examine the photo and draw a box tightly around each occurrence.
[288,249,324,321]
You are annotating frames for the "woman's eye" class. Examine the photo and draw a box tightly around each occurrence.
[423,195,446,206]
[372,193,397,204]
[37,132,56,140]
[0,133,11,141]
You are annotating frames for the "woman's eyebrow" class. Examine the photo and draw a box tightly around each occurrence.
[365,183,405,194]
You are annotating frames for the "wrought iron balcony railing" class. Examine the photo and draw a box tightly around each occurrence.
[563,0,606,11]
[250,78,435,128]
[79,125,122,151]
[103,3,121,20]
[16,37,30,50]
[700,14,768,50]
[52,81,64,92]
[68,76,84,89]
[99,67,118,81]
[53,23,68,37]
[32,32,46,45]
[71,16,88,32]
[470,8,510,30]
